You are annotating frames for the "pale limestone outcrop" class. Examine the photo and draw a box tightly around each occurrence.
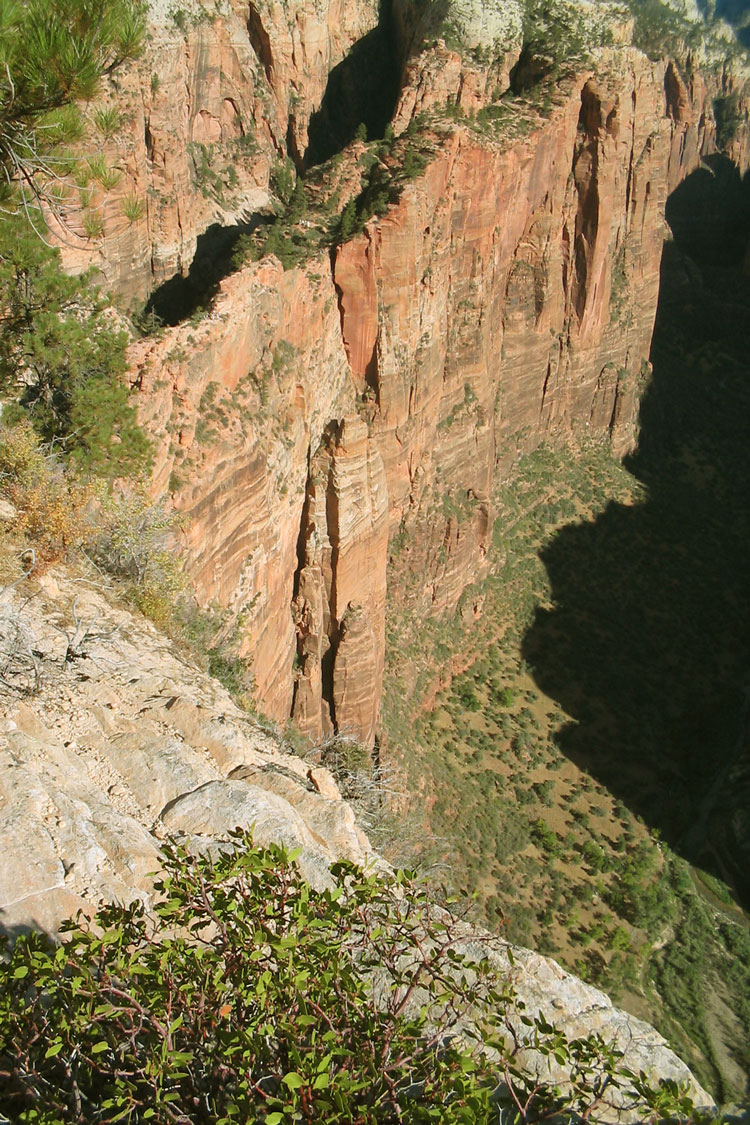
[452,932,713,1117]
[0,568,377,933]
[445,0,522,52]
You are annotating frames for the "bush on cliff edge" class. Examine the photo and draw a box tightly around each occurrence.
[0,833,704,1124]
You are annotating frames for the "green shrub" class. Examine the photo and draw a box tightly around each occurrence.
[496,686,516,707]
[89,486,185,626]
[93,106,123,139]
[531,817,562,857]
[271,157,296,205]
[629,0,697,60]
[714,93,744,149]
[122,193,145,223]
[0,419,94,563]
[0,834,703,1124]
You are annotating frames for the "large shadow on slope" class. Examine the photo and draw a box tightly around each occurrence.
[304,0,456,167]
[522,156,750,906]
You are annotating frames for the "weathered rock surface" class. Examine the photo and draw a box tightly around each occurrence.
[0,568,377,933]
[454,930,713,1116]
[57,0,382,299]
[446,0,522,52]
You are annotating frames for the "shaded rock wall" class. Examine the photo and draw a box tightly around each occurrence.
[128,42,748,746]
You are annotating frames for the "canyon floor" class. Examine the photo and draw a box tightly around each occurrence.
[379,158,750,1107]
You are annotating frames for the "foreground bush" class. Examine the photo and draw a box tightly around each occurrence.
[0,835,701,1123]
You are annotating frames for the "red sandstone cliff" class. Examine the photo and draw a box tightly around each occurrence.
[102,10,750,747]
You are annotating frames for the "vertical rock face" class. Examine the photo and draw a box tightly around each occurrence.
[132,257,389,744]
[239,0,381,161]
[291,417,388,744]
[331,49,734,612]
[123,25,747,746]
[132,258,353,724]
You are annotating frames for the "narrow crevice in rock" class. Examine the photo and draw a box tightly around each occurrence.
[286,118,304,171]
[332,273,347,344]
[320,627,339,734]
[364,340,380,402]
[144,117,155,162]
[292,466,313,604]
[247,3,274,85]
[290,468,314,724]
[372,732,382,791]
[321,420,344,732]
[571,82,602,323]
[290,425,344,736]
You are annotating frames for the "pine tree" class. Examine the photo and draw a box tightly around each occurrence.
[0,212,150,476]
[339,197,358,242]
[0,0,145,212]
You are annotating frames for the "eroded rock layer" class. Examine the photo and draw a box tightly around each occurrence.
[58,0,382,299]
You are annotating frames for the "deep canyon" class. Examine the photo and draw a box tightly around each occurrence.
[4,0,750,1111]
[80,0,747,752]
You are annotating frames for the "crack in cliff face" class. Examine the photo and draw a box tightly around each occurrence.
[246,3,274,85]
[290,423,345,736]
[625,86,637,219]
[571,82,603,324]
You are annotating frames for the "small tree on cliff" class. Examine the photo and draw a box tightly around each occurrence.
[0,0,149,472]
[0,0,145,218]
[0,211,149,474]
[339,197,358,242]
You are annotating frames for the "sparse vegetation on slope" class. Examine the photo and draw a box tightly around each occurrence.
[383,437,750,1104]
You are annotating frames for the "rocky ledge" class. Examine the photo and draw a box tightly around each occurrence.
[0,565,375,932]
